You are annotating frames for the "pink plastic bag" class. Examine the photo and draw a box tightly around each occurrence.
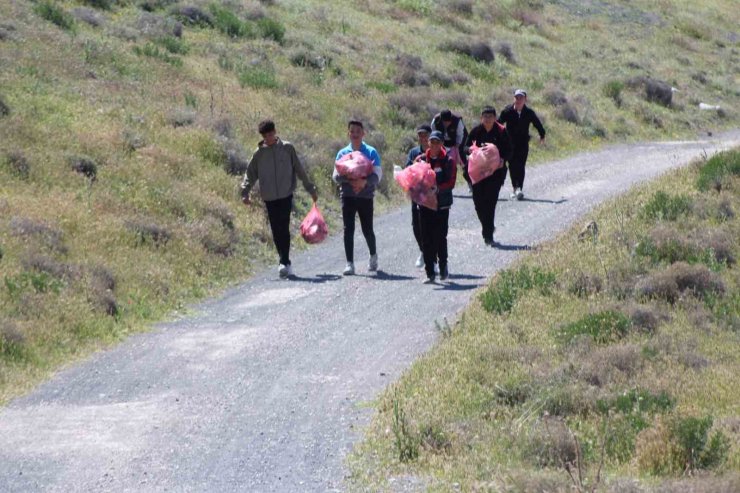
[467,143,502,185]
[300,204,329,244]
[394,161,438,210]
[335,151,374,180]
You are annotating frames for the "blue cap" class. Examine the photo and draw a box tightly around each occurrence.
[429,130,444,141]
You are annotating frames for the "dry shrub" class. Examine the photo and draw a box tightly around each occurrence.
[167,108,196,127]
[123,129,146,152]
[449,0,474,14]
[0,320,25,346]
[126,220,172,247]
[608,478,645,493]
[9,217,67,254]
[625,303,666,333]
[569,271,603,297]
[69,156,98,181]
[646,79,673,107]
[524,417,578,467]
[89,265,115,292]
[544,88,569,106]
[635,271,680,303]
[223,141,249,176]
[693,229,735,265]
[0,95,10,117]
[607,265,643,299]
[133,12,182,39]
[72,7,104,27]
[495,41,516,64]
[5,151,30,179]
[212,118,234,139]
[442,39,494,63]
[557,103,580,124]
[635,418,683,475]
[388,88,435,117]
[575,343,643,387]
[22,254,77,280]
[668,262,725,297]
[190,217,240,256]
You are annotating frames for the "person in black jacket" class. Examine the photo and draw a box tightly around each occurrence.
[497,89,545,200]
[431,109,471,190]
[465,106,513,246]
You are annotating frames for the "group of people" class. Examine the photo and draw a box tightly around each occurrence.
[240,89,546,283]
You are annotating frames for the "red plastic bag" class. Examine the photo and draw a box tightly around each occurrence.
[335,151,374,180]
[395,161,438,210]
[468,143,502,185]
[300,203,329,244]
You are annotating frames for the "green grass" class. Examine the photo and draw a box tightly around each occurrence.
[209,3,254,38]
[237,66,278,89]
[349,150,740,490]
[697,149,740,191]
[641,191,693,221]
[33,2,76,32]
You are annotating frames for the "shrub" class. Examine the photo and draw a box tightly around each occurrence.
[556,103,580,124]
[667,262,725,297]
[82,0,113,10]
[123,129,146,152]
[69,156,98,181]
[558,310,631,344]
[481,265,557,314]
[635,418,683,474]
[0,320,27,362]
[156,35,189,54]
[626,304,664,333]
[139,0,178,12]
[576,344,643,386]
[544,89,569,106]
[238,65,278,89]
[126,220,172,247]
[223,142,249,175]
[192,218,240,256]
[392,399,419,462]
[604,80,624,107]
[290,49,331,70]
[71,8,104,27]
[569,271,603,297]
[22,254,76,280]
[671,416,729,471]
[442,39,495,63]
[495,41,516,64]
[645,79,673,107]
[257,17,285,43]
[5,151,30,179]
[419,423,452,454]
[209,3,253,38]
[524,418,578,467]
[696,149,740,192]
[167,108,196,127]
[213,118,233,138]
[133,43,183,66]
[9,217,67,254]
[635,227,720,267]
[171,5,213,27]
[634,271,680,303]
[34,2,77,32]
[598,389,674,416]
[641,191,692,221]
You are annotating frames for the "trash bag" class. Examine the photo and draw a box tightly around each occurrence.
[300,203,329,244]
[335,151,374,179]
[394,161,438,210]
[467,143,502,185]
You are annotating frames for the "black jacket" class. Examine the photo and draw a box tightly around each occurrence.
[431,112,468,150]
[498,105,545,145]
[465,122,513,163]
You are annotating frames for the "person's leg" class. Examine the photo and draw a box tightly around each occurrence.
[437,209,450,270]
[490,167,507,236]
[342,197,358,262]
[519,145,530,191]
[509,143,528,190]
[411,203,423,253]
[356,198,376,256]
[265,195,293,266]
[420,207,438,279]
[472,178,495,242]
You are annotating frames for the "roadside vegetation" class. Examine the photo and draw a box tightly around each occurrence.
[348,149,740,491]
[1,0,739,402]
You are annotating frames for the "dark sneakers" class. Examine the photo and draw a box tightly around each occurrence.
[439,264,449,281]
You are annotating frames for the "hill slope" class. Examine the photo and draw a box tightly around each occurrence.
[1,0,739,400]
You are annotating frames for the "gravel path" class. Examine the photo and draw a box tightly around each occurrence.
[1,132,738,492]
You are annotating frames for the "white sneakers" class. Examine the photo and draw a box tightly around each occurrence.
[278,264,293,279]
[516,188,524,200]
[415,253,424,268]
[343,262,355,276]
[368,254,378,272]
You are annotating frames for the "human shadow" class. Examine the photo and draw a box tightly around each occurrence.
[366,270,416,281]
[493,243,531,251]
[447,273,485,281]
[433,281,480,291]
[287,273,342,283]
[500,197,568,204]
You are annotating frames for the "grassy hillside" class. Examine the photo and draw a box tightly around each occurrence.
[1,0,738,401]
[348,149,740,491]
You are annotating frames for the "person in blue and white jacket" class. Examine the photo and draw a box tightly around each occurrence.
[333,120,382,276]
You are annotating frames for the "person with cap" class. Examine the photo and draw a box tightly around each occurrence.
[416,130,456,283]
[497,89,546,200]
[431,109,471,190]
[333,120,382,276]
[241,119,319,279]
[405,124,432,268]
[465,106,513,246]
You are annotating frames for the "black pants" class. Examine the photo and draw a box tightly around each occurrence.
[265,195,293,266]
[509,143,529,190]
[420,207,450,278]
[342,196,376,262]
[472,168,506,242]
[411,203,422,253]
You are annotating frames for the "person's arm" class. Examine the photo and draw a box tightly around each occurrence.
[290,144,318,201]
[240,150,260,203]
[498,128,514,163]
[464,126,477,153]
[497,107,509,125]
[405,149,415,167]
[370,148,382,181]
[530,109,546,142]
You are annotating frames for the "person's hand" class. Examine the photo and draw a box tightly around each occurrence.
[242,195,251,206]
[311,191,318,202]
[349,178,367,193]
[539,137,546,146]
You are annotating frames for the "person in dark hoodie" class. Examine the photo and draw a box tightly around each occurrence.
[416,130,456,284]
[241,120,318,279]
[405,124,431,269]
[431,108,471,191]
[497,89,546,200]
[333,120,382,276]
[465,106,513,246]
